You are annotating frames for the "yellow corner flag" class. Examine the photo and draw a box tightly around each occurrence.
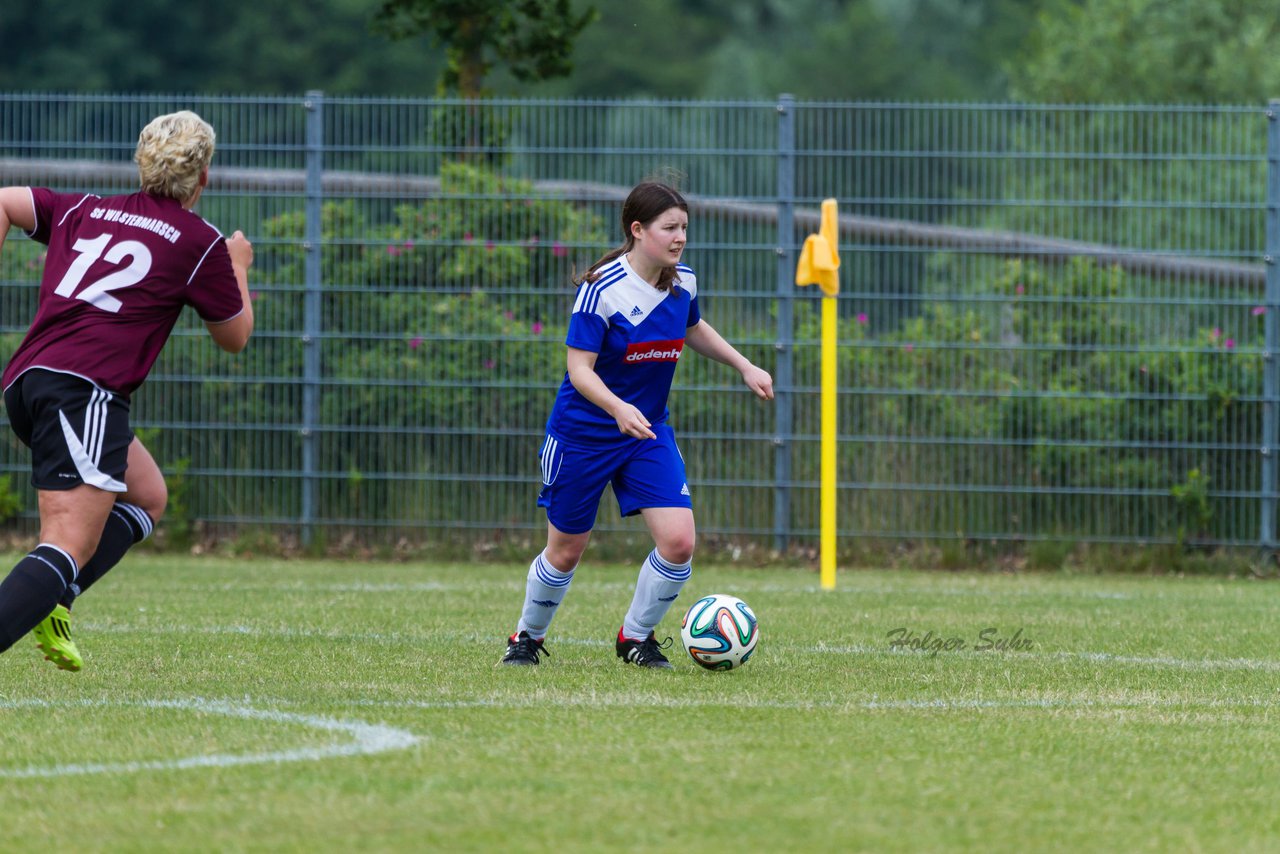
[795,198,841,296]
[795,198,840,590]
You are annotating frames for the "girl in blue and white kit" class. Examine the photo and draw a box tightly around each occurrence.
[501,181,773,668]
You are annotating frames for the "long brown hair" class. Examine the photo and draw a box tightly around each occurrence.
[575,182,688,292]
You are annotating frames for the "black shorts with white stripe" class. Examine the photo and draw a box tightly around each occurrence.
[3,368,133,492]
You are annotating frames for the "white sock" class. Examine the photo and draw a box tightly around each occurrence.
[516,551,575,641]
[621,549,691,641]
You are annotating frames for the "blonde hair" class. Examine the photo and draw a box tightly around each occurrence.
[134,110,216,202]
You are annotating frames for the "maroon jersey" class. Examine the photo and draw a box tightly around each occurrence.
[2,188,245,396]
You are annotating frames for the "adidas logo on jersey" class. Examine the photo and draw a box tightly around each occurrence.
[624,339,684,363]
[629,305,644,318]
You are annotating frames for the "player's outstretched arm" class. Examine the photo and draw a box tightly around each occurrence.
[0,187,35,257]
[566,346,657,439]
[685,320,774,400]
[205,230,255,353]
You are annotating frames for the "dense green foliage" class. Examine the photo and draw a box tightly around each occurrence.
[6,0,1279,549]
[0,0,1050,100]
[156,158,1255,546]
[373,0,597,95]
[1012,0,1280,104]
[0,0,446,95]
[7,0,1280,103]
[137,162,608,532]
[823,258,1262,544]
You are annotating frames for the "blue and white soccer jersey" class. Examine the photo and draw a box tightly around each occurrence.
[548,255,701,434]
[538,256,701,533]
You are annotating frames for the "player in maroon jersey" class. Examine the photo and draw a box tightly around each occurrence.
[0,110,254,671]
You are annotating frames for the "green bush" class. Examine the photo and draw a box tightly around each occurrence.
[140,160,604,528]
[802,257,1262,544]
[122,160,1264,548]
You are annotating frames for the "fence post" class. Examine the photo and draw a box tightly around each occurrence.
[301,90,324,548]
[1263,101,1280,548]
[775,94,796,553]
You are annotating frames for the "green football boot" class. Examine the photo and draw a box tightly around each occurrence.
[32,604,82,672]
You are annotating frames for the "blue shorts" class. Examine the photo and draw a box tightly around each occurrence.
[537,424,692,535]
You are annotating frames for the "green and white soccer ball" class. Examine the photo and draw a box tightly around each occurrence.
[679,593,759,671]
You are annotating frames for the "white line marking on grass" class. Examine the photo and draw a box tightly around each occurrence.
[308,581,524,593]
[745,584,1138,600]
[806,644,1280,672]
[191,581,526,594]
[753,641,1280,673]
[793,641,1280,672]
[0,698,418,779]
[70,622,1280,672]
[76,622,622,647]
[1053,650,1280,672]
[169,580,1146,601]
[78,623,413,643]
[339,695,1280,714]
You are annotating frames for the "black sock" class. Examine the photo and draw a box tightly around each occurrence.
[0,544,78,653]
[61,502,154,608]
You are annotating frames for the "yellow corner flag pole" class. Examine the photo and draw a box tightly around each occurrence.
[794,199,840,590]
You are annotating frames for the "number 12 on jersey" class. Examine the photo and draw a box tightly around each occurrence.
[54,234,153,313]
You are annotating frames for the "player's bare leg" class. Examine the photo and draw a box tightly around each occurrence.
[120,437,168,523]
[0,484,115,663]
[545,523,591,571]
[68,437,166,601]
[39,484,118,567]
[31,438,167,669]
[640,506,695,566]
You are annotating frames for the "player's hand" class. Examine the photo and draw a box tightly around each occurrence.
[613,403,656,440]
[742,364,774,400]
[226,230,254,270]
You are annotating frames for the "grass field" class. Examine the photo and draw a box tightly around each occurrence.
[2,555,1280,852]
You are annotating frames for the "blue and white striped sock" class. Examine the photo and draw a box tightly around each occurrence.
[622,549,691,641]
[516,550,575,641]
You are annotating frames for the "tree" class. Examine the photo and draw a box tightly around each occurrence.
[986,0,1278,255]
[0,0,447,95]
[1009,0,1280,104]
[373,0,598,97]
[691,0,1049,102]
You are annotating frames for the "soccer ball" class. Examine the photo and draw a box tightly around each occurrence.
[679,593,759,671]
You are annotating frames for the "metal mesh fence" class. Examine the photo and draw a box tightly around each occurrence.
[0,94,1273,550]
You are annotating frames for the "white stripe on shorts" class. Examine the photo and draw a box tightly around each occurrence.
[58,407,126,492]
[82,387,110,465]
[540,435,562,486]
